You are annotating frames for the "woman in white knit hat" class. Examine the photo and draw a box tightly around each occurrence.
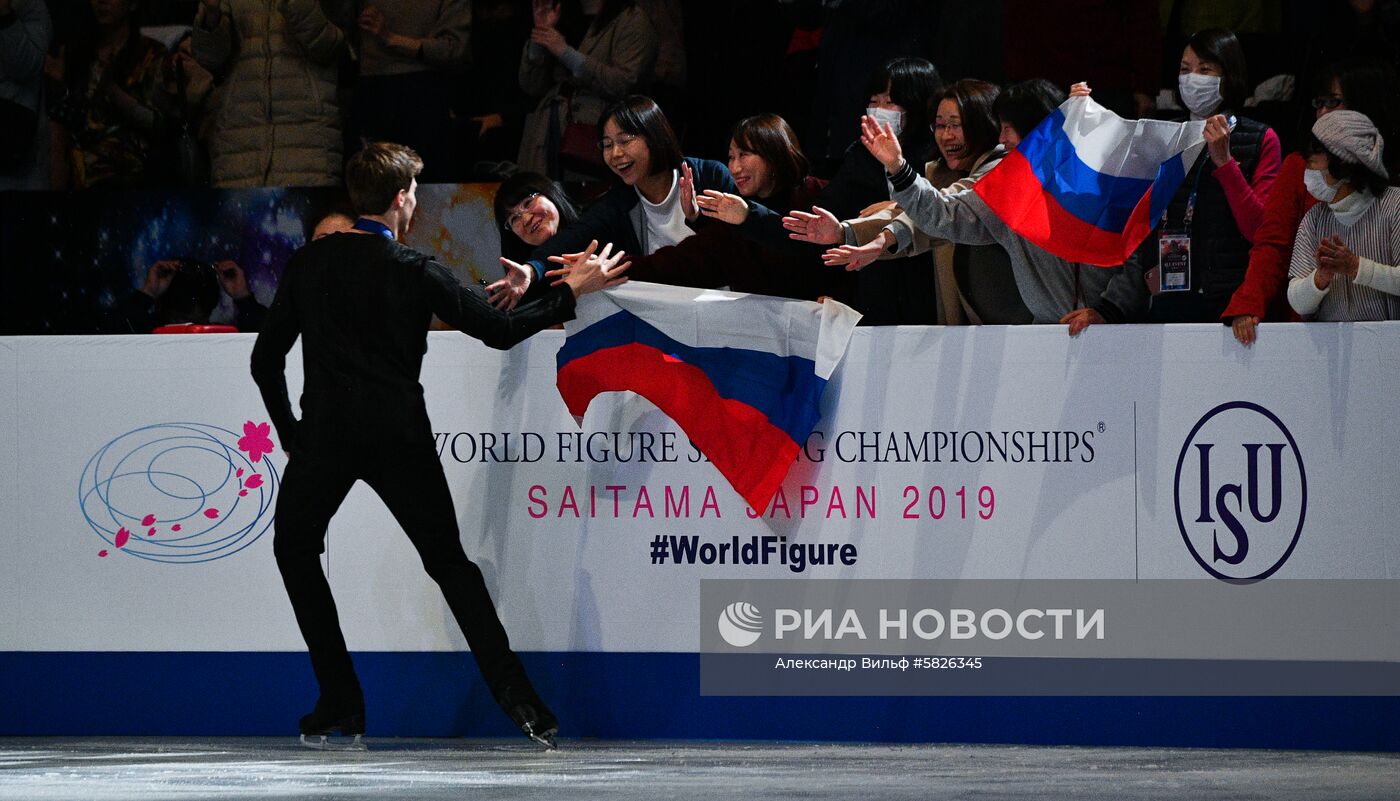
[1287,110,1400,321]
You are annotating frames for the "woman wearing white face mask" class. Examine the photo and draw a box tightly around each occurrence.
[1287,111,1400,321]
[1146,28,1282,324]
[1222,58,1400,344]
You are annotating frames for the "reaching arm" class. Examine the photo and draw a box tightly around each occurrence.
[525,193,630,281]
[886,161,998,246]
[424,260,576,349]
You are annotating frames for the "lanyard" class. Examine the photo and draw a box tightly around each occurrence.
[1163,115,1235,234]
[1162,159,1208,234]
[353,218,395,239]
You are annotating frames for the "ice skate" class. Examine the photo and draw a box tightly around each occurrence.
[298,700,366,751]
[499,686,559,750]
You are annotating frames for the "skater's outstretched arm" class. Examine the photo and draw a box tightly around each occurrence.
[428,241,629,349]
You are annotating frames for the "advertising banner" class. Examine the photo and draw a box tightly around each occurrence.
[5,322,1398,668]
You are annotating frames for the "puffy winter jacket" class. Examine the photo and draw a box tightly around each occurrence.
[192,0,346,187]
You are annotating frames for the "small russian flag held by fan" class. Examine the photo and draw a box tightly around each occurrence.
[973,95,1207,266]
[555,283,861,514]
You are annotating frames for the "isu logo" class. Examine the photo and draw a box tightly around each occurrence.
[1174,402,1307,582]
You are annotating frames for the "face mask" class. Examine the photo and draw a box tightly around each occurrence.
[866,107,905,137]
[1178,73,1223,118]
[1304,168,1340,203]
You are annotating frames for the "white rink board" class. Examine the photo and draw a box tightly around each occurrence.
[6,323,1399,653]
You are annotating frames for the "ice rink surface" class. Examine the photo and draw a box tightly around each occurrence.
[2,738,1398,800]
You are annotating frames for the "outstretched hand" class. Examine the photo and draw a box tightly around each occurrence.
[545,239,632,296]
[679,161,700,222]
[695,189,749,224]
[782,206,842,244]
[822,241,882,271]
[860,114,904,174]
[488,257,534,310]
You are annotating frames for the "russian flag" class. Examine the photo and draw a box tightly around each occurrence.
[973,96,1206,267]
[556,283,861,513]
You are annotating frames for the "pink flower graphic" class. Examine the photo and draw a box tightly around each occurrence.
[115,528,130,549]
[238,421,275,464]
[245,474,264,489]
[204,508,220,519]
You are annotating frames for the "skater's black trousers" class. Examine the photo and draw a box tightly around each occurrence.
[272,436,528,708]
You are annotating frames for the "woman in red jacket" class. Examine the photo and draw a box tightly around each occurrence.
[1222,58,1400,344]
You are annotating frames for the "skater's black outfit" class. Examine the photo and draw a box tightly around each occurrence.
[251,229,570,740]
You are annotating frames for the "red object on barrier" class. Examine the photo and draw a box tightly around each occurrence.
[151,324,240,334]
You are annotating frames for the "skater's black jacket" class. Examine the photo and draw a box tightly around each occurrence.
[251,232,576,456]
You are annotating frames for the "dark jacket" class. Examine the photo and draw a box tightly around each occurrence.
[251,231,576,453]
[1148,116,1270,321]
[524,156,737,280]
[741,139,939,323]
[626,176,856,303]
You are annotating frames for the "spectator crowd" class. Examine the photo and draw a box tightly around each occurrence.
[3,0,1400,337]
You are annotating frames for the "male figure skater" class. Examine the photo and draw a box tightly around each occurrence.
[251,142,628,749]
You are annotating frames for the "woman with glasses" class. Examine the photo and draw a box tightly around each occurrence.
[485,172,582,310]
[505,95,736,292]
[793,79,1149,334]
[494,172,581,258]
[1222,58,1400,344]
[804,79,1008,325]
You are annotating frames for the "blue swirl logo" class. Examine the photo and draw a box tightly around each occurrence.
[79,422,279,564]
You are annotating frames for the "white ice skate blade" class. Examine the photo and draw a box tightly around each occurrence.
[300,734,366,752]
[524,726,558,751]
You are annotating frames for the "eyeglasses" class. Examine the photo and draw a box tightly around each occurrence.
[597,133,640,152]
[933,121,963,132]
[1312,95,1344,111]
[503,192,540,232]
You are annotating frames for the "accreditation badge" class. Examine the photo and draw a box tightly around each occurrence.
[1158,232,1191,293]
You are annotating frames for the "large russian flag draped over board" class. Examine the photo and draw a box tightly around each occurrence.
[973,95,1207,267]
[556,283,862,513]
